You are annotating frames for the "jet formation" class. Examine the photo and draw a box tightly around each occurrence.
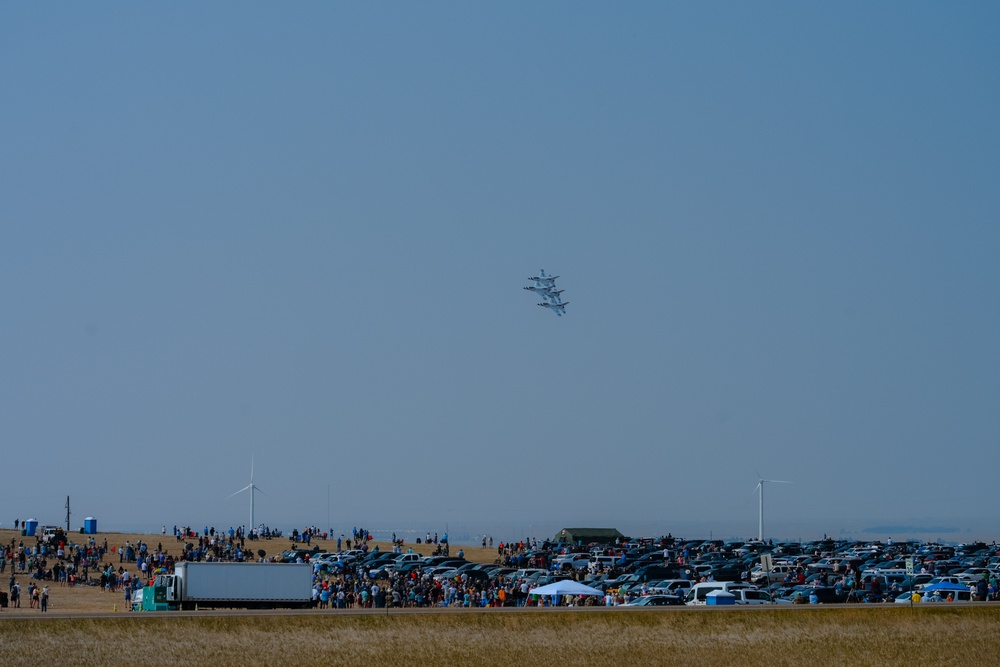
[524,269,568,317]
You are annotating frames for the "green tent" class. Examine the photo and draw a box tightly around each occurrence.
[555,528,624,545]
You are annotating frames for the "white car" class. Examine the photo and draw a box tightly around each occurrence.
[732,589,773,605]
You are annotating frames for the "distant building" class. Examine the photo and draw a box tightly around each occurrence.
[556,528,625,545]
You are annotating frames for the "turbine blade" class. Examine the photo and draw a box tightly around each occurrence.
[762,479,793,484]
[227,484,252,499]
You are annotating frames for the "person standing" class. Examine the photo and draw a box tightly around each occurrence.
[40,586,49,612]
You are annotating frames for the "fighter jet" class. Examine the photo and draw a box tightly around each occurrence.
[523,286,564,302]
[528,269,559,287]
[540,288,564,303]
[537,301,568,316]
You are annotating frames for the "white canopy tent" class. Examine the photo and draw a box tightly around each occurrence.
[528,580,605,597]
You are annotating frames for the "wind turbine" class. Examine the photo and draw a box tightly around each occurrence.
[753,472,792,542]
[229,455,267,535]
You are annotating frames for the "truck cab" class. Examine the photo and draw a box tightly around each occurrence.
[143,573,179,611]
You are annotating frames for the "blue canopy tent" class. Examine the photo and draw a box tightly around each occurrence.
[921,582,970,592]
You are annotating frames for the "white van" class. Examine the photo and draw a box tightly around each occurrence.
[685,582,755,605]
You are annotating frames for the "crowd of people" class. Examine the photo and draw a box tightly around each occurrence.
[304,541,592,609]
[4,523,999,611]
[0,523,562,612]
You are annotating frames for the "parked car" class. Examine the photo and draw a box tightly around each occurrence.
[621,594,684,607]
[685,582,754,605]
[776,587,847,604]
[554,554,592,571]
[898,588,973,603]
[648,579,693,597]
[750,564,796,584]
[531,574,572,587]
[732,589,773,605]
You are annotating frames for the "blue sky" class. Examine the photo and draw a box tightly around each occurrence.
[2,2,998,543]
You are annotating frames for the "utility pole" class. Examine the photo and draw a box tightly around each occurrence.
[65,495,71,532]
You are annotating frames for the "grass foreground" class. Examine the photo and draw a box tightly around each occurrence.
[3,605,999,667]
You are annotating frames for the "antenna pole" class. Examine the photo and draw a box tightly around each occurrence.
[66,495,71,533]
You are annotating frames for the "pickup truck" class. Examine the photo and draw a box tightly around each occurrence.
[553,554,591,571]
[392,553,422,565]
[750,564,795,584]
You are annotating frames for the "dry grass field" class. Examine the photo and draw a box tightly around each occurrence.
[2,606,999,667]
[4,529,1000,666]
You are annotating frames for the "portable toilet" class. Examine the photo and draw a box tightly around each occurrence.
[706,590,736,606]
[84,517,97,534]
[24,519,38,537]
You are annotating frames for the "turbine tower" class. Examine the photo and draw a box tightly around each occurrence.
[229,455,266,535]
[753,475,792,542]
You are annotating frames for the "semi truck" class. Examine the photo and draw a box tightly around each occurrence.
[142,562,313,610]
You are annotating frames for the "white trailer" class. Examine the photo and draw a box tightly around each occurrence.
[145,562,313,610]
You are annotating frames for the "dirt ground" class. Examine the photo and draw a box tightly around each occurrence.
[0,528,499,616]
